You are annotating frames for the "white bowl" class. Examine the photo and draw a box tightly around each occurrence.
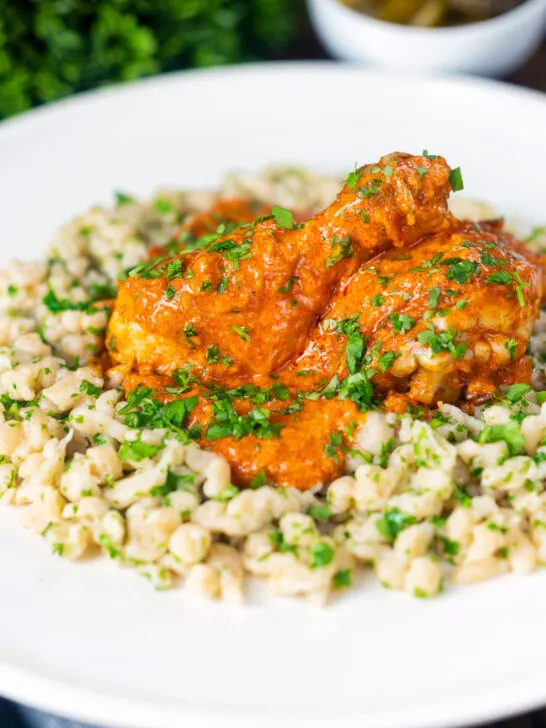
[307,0,546,76]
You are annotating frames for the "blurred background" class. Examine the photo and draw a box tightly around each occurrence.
[0,0,544,122]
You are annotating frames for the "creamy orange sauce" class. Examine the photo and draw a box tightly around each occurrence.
[107,153,541,490]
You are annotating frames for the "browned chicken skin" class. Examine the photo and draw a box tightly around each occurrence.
[109,153,454,381]
[107,152,541,489]
[293,220,539,406]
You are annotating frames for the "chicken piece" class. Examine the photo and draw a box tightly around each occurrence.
[292,220,540,406]
[108,152,454,383]
[479,220,546,303]
[106,151,541,490]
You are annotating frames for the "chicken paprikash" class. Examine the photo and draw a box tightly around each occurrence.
[106,152,542,490]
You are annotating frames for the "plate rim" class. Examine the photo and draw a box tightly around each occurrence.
[2,60,546,142]
[1,61,546,728]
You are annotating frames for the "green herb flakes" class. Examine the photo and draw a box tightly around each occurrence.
[118,439,163,462]
[479,421,525,456]
[310,541,335,568]
[230,325,251,342]
[449,167,464,192]
[326,236,354,268]
[376,508,416,542]
[277,276,299,294]
[272,205,295,230]
[428,286,441,308]
[390,312,414,334]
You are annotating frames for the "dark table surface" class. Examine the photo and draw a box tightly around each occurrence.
[283,12,546,728]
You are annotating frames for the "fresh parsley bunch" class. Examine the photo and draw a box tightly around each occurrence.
[0,0,299,119]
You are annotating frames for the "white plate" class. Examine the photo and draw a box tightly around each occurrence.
[1,63,546,728]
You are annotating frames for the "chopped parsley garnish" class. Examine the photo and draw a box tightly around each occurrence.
[166,258,183,279]
[371,294,384,307]
[345,165,361,190]
[481,252,507,267]
[416,166,428,179]
[437,535,459,557]
[119,386,198,436]
[272,205,295,230]
[217,276,229,293]
[215,485,240,502]
[410,252,443,273]
[310,541,335,568]
[281,402,303,415]
[390,312,414,334]
[356,178,382,199]
[449,167,464,192]
[326,236,354,268]
[505,338,518,361]
[268,530,296,554]
[324,431,343,459]
[485,270,529,307]
[200,280,213,292]
[330,315,366,374]
[172,365,196,391]
[504,383,532,403]
[487,522,508,534]
[428,286,441,308]
[90,282,118,300]
[307,504,333,521]
[7,285,18,297]
[333,569,352,589]
[230,325,251,342]
[423,150,437,160]
[118,438,163,462]
[376,508,416,542]
[277,276,299,294]
[443,259,480,284]
[153,197,174,214]
[417,325,467,360]
[43,290,90,313]
[452,487,472,507]
[455,299,468,310]
[183,323,197,347]
[208,239,252,270]
[205,400,282,441]
[486,271,513,285]
[165,284,176,300]
[206,344,220,364]
[479,420,525,456]
[151,469,195,497]
[250,470,267,489]
[338,370,375,411]
[378,351,397,372]
[80,380,102,397]
[114,191,135,206]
